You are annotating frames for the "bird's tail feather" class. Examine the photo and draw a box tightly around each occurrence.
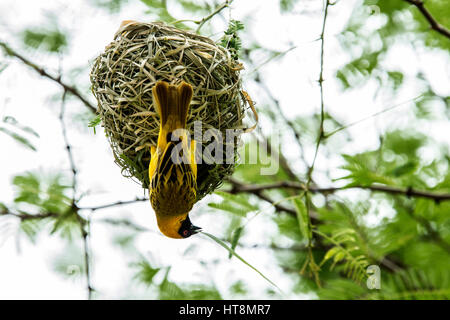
[152,81,193,130]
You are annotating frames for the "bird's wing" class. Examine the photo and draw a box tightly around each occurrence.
[150,141,197,215]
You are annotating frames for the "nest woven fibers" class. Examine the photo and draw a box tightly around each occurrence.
[90,21,255,200]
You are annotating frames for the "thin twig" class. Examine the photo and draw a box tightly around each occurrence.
[306,0,331,187]
[227,178,319,221]
[296,0,332,287]
[79,197,149,212]
[404,0,450,39]
[324,94,424,138]
[196,1,231,33]
[0,41,96,113]
[59,91,78,194]
[228,178,297,217]
[246,46,297,76]
[78,213,94,299]
[58,88,93,299]
[1,211,58,220]
[173,1,231,33]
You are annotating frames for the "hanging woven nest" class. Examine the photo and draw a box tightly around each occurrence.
[90,21,255,200]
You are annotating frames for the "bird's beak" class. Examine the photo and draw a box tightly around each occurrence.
[190,225,202,234]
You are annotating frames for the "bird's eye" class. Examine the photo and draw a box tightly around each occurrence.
[182,230,189,237]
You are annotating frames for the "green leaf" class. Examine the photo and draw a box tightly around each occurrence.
[292,197,311,240]
[384,130,426,157]
[0,61,8,74]
[0,116,39,150]
[229,280,248,296]
[0,202,7,213]
[335,51,382,90]
[389,161,418,177]
[318,278,368,300]
[157,267,221,299]
[90,0,128,13]
[139,0,177,23]
[387,71,404,90]
[112,232,136,249]
[22,28,67,53]
[88,115,101,134]
[133,260,161,285]
[274,213,302,241]
[280,0,299,12]
[207,202,247,216]
[208,191,257,217]
[3,116,39,137]
[215,191,258,211]
[336,70,351,89]
[20,219,46,243]
[338,153,394,187]
[12,171,72,237]
[0,127,37,151]
[49,209,80,241]
[334,250,346,263]
[178,0,208,13]
[323,246,340,261]
[229,226,243,259]
[220,20,244,60]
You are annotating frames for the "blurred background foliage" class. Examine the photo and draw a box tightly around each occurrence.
[0,0,449,300]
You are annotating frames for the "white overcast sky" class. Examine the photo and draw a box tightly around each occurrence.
[0,0,448,299]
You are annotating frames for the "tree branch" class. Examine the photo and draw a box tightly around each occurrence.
[1,211,58,220]
[227,178,319,221]
[405,0,450,39]
[196,1,230,33]
[227,179,450,202]
[172,1,231,34]
[306,0,331,187]
[79,197,149,212]
[78,214,94,299]
[0,42,97,113]
[59,90,78,195]
[57,85,93,299]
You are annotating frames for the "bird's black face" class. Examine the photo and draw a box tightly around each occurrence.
[178,215,202,238]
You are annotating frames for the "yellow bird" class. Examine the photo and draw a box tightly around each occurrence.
[149,81,201,239]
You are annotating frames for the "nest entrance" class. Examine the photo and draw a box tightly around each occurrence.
[90,21,249,200]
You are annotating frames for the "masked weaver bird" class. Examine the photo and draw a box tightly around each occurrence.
[149,81,201,239]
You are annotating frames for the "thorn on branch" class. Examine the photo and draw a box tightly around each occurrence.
[406,186,413,198]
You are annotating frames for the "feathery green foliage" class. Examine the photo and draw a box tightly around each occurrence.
[1,0,449,301]
[220,19,244,60]
[22,28,67,53]
[0,116,39,151]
